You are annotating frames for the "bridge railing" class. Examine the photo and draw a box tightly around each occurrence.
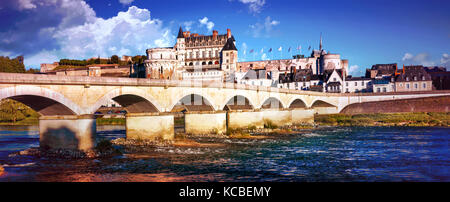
[0,72,449,97]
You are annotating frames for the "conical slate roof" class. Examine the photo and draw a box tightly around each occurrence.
[177,27,184,38]
[222,38,237,51]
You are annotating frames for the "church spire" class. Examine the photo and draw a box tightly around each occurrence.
[319,32,323,51]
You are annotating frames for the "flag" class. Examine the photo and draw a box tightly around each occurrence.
[249,49,254,53]
[288,47,291,52]
[278,46,282,51]
[260,48,264,53]
[308,46,311,50]
[297,45,301,50]
[268,48,272,52]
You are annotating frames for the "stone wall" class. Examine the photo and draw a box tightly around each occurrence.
[340,96,450,114]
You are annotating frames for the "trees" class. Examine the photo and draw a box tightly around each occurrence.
[0,99,39,123]
[111,55,119,64]
[0,56,26,73]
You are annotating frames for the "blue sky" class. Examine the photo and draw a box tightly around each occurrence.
[0,0,449,75]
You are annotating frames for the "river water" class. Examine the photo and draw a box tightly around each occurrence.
[0,125,448,182]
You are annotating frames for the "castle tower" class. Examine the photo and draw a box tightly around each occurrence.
[175,27,186,77]
[221,38,238,82]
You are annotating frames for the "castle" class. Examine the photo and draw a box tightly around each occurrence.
[144,27,238,82]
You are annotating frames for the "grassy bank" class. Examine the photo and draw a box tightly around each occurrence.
[96,118,126,125]
[315,112,450,127]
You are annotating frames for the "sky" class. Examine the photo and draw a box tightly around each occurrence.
[0,0,449,76]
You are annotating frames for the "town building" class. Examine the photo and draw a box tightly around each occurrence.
[394,65,433,92]
[344,76,372,93]
[372,77,395,93]
[242,36,349,92]
[424,66,450,90]
[40,62,60,73]
[46,64,131,77]
[366,63,400,79]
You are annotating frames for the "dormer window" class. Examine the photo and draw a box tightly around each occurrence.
[406,77,409,81]
[422,76,425,80]
[414,76,417,81]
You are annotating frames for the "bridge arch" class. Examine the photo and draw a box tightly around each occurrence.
[221,95,255,111]
[287,98,308,109]
[310,99,339,114]
[168,89,218,112]
[171,94,215,112]
[310,99,337,108]
[0,86,81,115]
[89,88,163,114]
[259,97,285,109]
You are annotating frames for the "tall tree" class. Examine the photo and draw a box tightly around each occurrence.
[111,55,119,64]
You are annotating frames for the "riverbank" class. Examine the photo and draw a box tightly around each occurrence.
[2,112,449,127]
[314,112,450,127]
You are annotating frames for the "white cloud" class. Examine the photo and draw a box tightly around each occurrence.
[26,49,60,68]
[238,0,266,14]
[183,21,194,31]
[0,1,174,68]
[440,53,450,69]
[348,65,363,76]
[198,17,214,31]
[249,16,280,38]
[119,0,135,5]
[52,6,173,62]
[401,52,435,66]
[17,0,36,10]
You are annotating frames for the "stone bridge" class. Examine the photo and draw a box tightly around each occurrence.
[1,73,448,150]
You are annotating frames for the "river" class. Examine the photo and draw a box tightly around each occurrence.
[0,125,448,182]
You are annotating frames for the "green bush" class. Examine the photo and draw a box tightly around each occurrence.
[264,120,278,129]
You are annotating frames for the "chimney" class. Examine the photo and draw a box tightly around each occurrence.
[183,31,191,37]
[213,30,218,38]
[227,29,231,39]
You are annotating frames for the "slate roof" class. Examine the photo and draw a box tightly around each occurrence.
[395,66,432,82]
[222,38,237,51]
[177,27,184,38]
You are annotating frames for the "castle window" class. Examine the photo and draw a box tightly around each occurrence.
[355,82,357,86]
[414,83,418,89]
[423,83,426,88]
[406,84,410,89]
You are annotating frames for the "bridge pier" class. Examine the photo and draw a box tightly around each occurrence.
[313,106,339,115]
[39,115,96,151]
[262,109,292,128]
[227,110,264,130]
[185,111,227,135]
[291,109,315,125]
[126,113,174,140]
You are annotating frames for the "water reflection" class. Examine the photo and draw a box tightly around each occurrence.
[0,126,449,182]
